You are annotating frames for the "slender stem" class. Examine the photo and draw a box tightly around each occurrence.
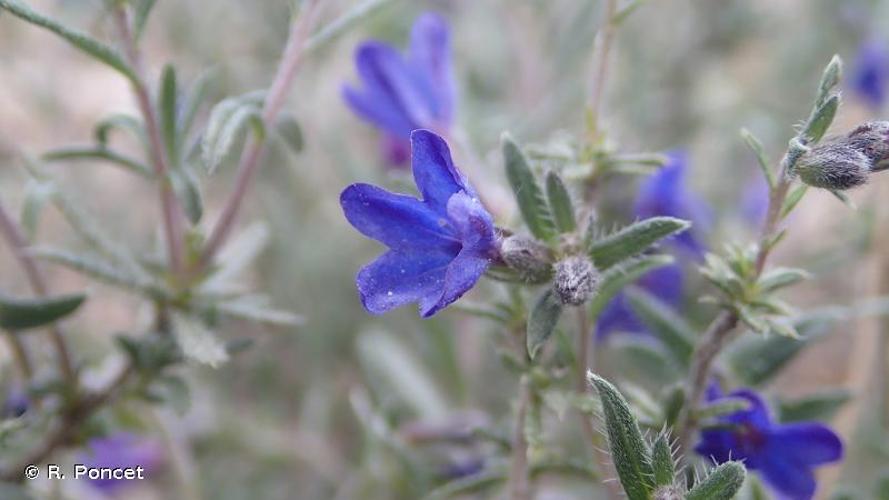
[678,139,803,455]
[0,200,74,382]
[199,0,323,269]
[587,0,618,139]
[112,7,185,275]
[509,376,531,500]
[5,333,33,380]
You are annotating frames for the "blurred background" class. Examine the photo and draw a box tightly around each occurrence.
[2,0,889,498]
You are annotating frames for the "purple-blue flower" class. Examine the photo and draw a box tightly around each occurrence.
[695,386,843,500]
[596,150,710,339]
[2,388,29,418]
[851,38,889,111]
[343,12,456,166]
[77,432,164,493]
[340,130,497,317]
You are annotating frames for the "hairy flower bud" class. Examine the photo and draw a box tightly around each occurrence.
[500,235,554,282]
[846,120,889,166]
[553,256,600,306]
[795,142,871,190]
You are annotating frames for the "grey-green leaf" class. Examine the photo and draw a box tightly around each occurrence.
[276,114,304,153]
[741,128,776,189]
[587,373,655,500]
[588,217,690,269]
[132,0,157,41]
[757,267,811,293]
[0,0,137,84]
[527,288,563,359]
[778,389,850,423]
[589,254,674,319]
[202,97,265,173]
[171,313,229,367]
[170,167,203,225]
[160,65,180,165]
[685,461,746,500]
[625,287,695,366]
[0,293,85,331]
[43,147,153,179]
[502,133,556,242]
[651,434,675,487]
[815,55,843,108]
[803,93,839,144]
[545,171,576,233]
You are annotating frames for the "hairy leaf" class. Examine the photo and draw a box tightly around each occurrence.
[650,434,675,487]
[502,133,556,242]
[545,171,576,233]
[587,217,690,269]
[589,254,674,319]
[686,461,746,500]
[741,128,776,189]
[0,293,85,331]
[527,288,563,359]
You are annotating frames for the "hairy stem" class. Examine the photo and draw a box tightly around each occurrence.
[678,139,803,456]
[113,7,185,275]
[199,0,324,269]
[0,200,74,382]
[509,376,531,500]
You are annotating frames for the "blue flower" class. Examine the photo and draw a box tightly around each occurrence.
[740,174,769,229]
[596,150,711,339]
[695,386,843,500]
[343,12,456,165]
[2,388,29,418]
[851,38,889,111]
[340,130,497,317]
[77,432,164,493]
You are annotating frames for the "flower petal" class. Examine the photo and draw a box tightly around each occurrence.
[411,130,474,212]
[344,42,433,137]
[340,183,459,251]
[767,423,843,466]
[357,249,453,315]
[725,389,773,428]
[408,12,455,126]
[758,453,818,499]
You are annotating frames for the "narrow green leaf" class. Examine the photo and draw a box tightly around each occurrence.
[815,55,843,108]
[758,267,811,293]
[423,468,506,500]
[803,93,839,144]
[304,0,396,53]
[685,461,746,500]
[43,147,153,178]
[780,184,808,218]
[170,167,203,225]
[29,246,162,297]
[159,65,179,165]
[0,0,137,84]
[740,128,776,189]
[661,384,685,428]
[180,70,216,138]
[587,373,655,500]
[20,178,55,239]
[588,217,690,269]
[215,297,305,328]
[589,254,674,319]
[778,389,850,423]
[502,133,556,242]
[0,293,85,331]
[829,189,856,209]
[650,434,675,487]
[94,114,146,148]
[171,313,229,367]
[202,96,265,173]
[625,287,695,366]
[132,0,157,41]
[545,170,576,232]
[275,114,304,153]
[527,288,563,359]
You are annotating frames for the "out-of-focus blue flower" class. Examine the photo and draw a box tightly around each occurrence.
[740,174,769,229]
[596,150,710,339]
[440,457,485,480]
[77,432,164,493]
[2,388,29,418]
[340,130,497,317]
[695,386,843,500]
[634,150,711,257]
[851,38,889,112]
[343,12,456,166]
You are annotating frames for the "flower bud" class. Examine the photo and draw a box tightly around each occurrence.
[846,120,889,166]
[500,235,553,282]
[795,142,871,190]
[553,256,600,306]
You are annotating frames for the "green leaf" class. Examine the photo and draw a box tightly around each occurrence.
[589,254,674,319]
[803,93,839,144]
[815,55,843,108]
[588,217,690,269]
[527,288,563,359]
[695,397,751,421]
[661,384,685,428]
[778,389,850,423]
[727,317,832,385]
[29,246,162,297]
[650,434,675,487]
[171,313,229,367]
[0,0,137,84]
[741,128,776,189]
[829,189,856,210]
[94,114,147,148]
[170,167,203,225]
[202,94,265,173]
[502,133,556,242]
[0,293,85,331]
[625,287,695,366]
[422,468,506,500]
[159,65,179,165]
[587,373,654,500]
[545,171,576,233]
[757,267,811,293]
[275,114,304,153]
[180,70,216,138]
[132,0,157,41]
[43,147,153,178]
[780,184,807,219]
[20,178,55,239]
[685,461,746,500]
[215,297,305,328]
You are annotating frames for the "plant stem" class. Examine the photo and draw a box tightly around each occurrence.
[587,0,618,139]
[678,138,803,456]
[5,333,32,381]
[0,200,74,383]
[112,6,185,276]
[509,376,531,500]
[199,0,324,269]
